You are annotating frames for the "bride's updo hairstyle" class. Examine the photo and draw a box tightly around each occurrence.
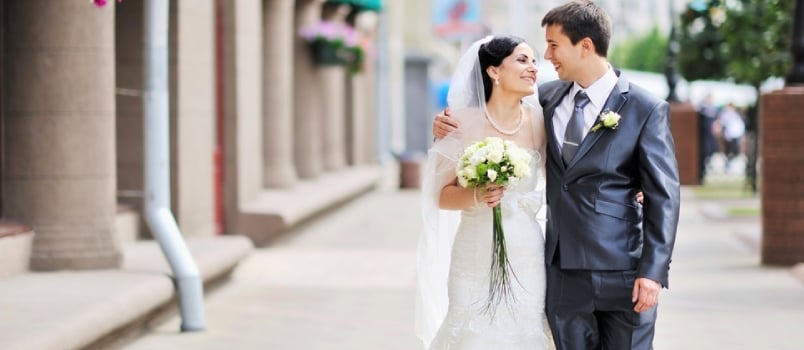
[477,35,526,102]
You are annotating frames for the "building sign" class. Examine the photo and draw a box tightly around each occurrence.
[432,0,484,40]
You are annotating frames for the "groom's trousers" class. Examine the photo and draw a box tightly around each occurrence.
[546,263,657,350]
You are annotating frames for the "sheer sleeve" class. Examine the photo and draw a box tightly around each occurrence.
[415,34,493,347]
[524,98,548,228]
[524,98,547,171]
[415,120,464,348]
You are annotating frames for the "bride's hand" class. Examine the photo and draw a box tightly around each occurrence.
[636,191,644,205]
[478,185,505,208]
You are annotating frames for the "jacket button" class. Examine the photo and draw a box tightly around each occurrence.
[562,184,568,191]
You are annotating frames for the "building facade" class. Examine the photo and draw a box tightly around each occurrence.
[0,0,393,274]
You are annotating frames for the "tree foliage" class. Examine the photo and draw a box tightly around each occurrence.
[677,0,728,81]
[610,27,668,73]
[676,0,793,87]
[676,0,794,193]
[719,0,793,88]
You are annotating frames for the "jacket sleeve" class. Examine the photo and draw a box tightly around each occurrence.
[636,100,681,288]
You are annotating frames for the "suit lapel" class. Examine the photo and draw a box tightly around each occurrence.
[544,82,573,170]
[566,76,630,169]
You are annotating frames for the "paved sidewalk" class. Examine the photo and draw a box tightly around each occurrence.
[124,187,804,350]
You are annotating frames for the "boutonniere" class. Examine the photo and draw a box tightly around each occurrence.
[591,110,621,132]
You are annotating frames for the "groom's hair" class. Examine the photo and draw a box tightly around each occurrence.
[541,0,611,57]
[478,35,526,102]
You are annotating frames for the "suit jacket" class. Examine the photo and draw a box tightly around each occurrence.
[538,74,680,287]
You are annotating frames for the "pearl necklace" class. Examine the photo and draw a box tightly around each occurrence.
[485,106,524,136]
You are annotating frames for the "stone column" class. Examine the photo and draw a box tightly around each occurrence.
[318,3,351,171]
[0,0,4,217]
[293,0,324,178]
[169,0,216,237]
[347,73,368,165]
[363,53,379,164]
[760,0,804,265]
[263,0,297,187]
[3,1,120,270]
[346,11,377,166]
[319,66,348,170]
[220,0,263,235]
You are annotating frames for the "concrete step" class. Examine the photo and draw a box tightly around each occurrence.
[0,222,33,279]
[0,235,254,350]
[238,165,384,246]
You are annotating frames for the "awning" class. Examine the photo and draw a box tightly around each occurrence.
[327,0,383,12]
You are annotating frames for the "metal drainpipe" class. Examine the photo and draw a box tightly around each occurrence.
[143,0,206,332]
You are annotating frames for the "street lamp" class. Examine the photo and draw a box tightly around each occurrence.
[664,25,681,102]
[788,0,804,84]
[664,0,681,102]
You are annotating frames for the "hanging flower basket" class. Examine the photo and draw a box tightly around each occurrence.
[93,0,122,7]
[299,21,364,72]
[310,40,352,66]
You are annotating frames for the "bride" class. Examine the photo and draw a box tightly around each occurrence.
[416,35,552,349]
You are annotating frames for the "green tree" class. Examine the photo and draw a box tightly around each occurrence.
[720,0,793,192]
[610,27,668,73]
[677,0,728,81]
[677,0,793,84]
[719,0,793,90]
[676,0,793,192]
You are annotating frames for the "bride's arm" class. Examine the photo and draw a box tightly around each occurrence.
[439,179,503,210]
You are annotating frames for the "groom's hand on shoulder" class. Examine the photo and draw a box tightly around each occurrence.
[632,277,661,313]
[433,108,458,140]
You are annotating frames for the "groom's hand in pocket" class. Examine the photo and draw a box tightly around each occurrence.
[632,277,660,313]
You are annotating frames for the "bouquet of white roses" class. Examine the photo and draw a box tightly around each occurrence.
[456,136,532,316]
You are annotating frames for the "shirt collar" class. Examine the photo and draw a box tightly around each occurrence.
[569,67,618,111]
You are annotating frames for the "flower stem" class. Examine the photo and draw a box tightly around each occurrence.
[482,205,520,318]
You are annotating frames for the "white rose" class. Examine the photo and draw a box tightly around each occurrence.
[465,165,477,179]
[487,169,498,182]
[513,163,530,178]
[458,175,469,188]
[487,149,504,163]
[470,153,486,166]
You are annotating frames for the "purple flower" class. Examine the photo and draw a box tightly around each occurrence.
[94,0,122,7]
[298,21,361,48]
[344,30,360,48]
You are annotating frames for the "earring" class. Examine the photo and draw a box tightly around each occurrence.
[494,77,500,85]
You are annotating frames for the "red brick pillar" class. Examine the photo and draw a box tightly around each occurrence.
[760,87,804,265]
[669,102,700,185]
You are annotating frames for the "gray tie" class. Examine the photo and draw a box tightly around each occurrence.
[562,91,590,166]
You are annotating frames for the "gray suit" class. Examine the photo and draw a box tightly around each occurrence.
[539,74,680,350]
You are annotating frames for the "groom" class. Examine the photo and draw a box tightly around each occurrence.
[432,1,680,349]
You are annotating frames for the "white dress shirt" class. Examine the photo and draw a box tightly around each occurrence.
[553,68,619,151]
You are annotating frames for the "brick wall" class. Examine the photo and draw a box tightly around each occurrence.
[760,87,804,266]
[670,102,700,186]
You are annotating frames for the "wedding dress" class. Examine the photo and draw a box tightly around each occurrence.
[428,146,550,350]
[415,35,552,350]
[417,105,551,350]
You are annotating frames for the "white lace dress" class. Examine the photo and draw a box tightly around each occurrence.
[428,150,551,350]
